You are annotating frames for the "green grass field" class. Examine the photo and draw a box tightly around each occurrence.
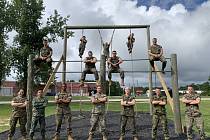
[0,99,209,136]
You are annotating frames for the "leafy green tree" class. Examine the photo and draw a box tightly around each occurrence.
[0,0,13,86]
[10,0,72,90]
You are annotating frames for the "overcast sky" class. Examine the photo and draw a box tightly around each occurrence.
[7,0,210,87]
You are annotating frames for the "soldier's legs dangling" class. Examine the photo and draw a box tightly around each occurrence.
[19,115,27,137]
[149,60,155,69]
[8,116,18,137]
[120,115,128,136]
[89,114,99,135]
[30,116,39,138]
[118,68,125,86]
[185,115,194,140]
[90,68,99,85]
[160,115,169,140]
[152,114,160,140]
[55,114,63,136]
[194,116,205,140]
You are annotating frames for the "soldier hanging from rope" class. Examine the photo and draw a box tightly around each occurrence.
[79,36,87,58]
[126,33,135,54]
[103,42,110,60]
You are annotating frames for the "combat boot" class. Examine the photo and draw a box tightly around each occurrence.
[121,79,125,86]
[80,80,84,87]
[133,136,138,140]
[41,135,45,140]
[109,79,112,86]
[68,133,73,140]
[87,134,93,140]
[119,136,124,140]
[96,80,100,86]
[102,135,107,140]
[22,136,27,140]
[53,134,60,140]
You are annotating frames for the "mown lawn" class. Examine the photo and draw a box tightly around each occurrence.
[0,99,209,136]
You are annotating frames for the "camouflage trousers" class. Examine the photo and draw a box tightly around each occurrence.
[55,113,72,135]
[79,44,86,57]
[185,115,205,140]
[120,115,137,136]
[152,114,169,140]
[29,116,46,137]
[89,113,106,135]
[81,68,99,81]
[8,116,27,137]
[108,67,124,80]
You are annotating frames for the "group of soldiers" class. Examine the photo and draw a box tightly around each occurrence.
[7,36,206,140]
[8,84,206,140]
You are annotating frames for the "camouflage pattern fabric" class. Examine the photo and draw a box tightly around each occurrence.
[40,46,52,57]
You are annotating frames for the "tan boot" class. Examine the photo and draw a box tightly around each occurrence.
[96,80,100,86]
[7,137,12,140]
[68,134,73,140]
[80,80,84,87]
[119,135,123,140]
[53,135,59,140]
[109,79,112,86]
[102,135,107,140]
[87,134,93,140]
[22,136,27,140]
[133,136,138,140]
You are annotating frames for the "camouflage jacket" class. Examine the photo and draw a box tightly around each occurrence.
[150,44,162,54]
[183,93,201,117]
[152,94,167,115]
[40,46,52,57]
[11,96,27,117]
[55,92,72,115]
[92,92,106,114]
[109,56,121,69]
[121,95,135,116]
[32,96,48,117]
[85,56,96,69]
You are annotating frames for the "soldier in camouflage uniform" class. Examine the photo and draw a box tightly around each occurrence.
[88,85,108,140]
[126,33,135,54]
[53,83,73,140]
[151,87,169,140]
[33,36,53,72]
[119,87,138,140]
[80,51,99,86]
[79,36,87,58]
[148,38,167,73]
[103,42,110,59]
[29,89,48,140]
[182,85,205,140]
[107,51,124,86]
[8,89,28,140]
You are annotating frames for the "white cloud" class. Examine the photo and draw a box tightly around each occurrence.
[22,0,210,86]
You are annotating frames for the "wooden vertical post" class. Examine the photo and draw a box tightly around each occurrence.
[146,26,153,115]
[26,55,33,132]
[62,26,67,83]
[171,54,183,134]
[100,54,106,93]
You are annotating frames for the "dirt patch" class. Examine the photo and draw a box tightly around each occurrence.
[0,111,208,140]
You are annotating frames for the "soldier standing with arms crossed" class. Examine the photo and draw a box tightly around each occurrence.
[88,85,108,140]
[182,85,205,140]
[8,89,28,140]
[29,89,48,140]
[151,87,169,140]
[119,87,138,140]
[53,83,73,140]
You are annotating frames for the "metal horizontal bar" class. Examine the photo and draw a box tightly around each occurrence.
[65,25,150,30]
[53,70,171,73]
[52,58,171,63]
